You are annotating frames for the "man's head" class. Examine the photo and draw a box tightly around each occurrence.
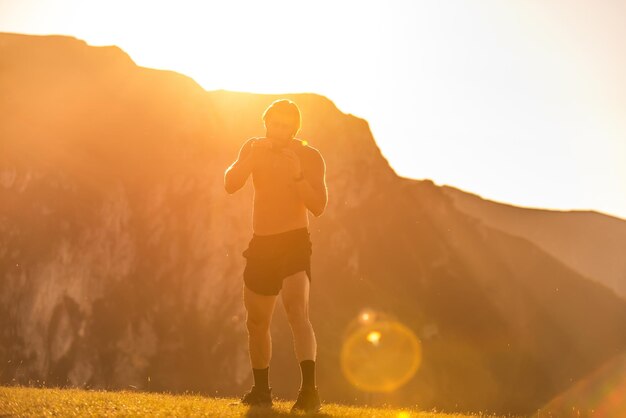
[262,99,301,141]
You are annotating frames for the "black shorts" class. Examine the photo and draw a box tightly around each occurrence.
[242,227,312,296]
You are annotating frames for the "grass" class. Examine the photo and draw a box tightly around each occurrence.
[0,385,520,417]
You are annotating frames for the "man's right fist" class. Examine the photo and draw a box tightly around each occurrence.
[247,138,271,168]
[251,139,272,151]
[250,138,273,156]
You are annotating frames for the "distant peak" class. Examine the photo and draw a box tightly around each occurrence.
[0,32,137,67]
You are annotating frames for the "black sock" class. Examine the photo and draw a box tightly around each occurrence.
[252,366,269,389]
[299,360,316,389]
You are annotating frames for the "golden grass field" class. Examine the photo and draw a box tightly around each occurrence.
[0,386,522,417]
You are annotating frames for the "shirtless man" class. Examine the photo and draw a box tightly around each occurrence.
[224,99,328,413]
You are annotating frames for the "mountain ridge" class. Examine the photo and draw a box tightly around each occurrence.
[442,184,626,301]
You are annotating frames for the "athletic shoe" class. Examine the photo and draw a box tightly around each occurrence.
[240,385,273,407]
[291,385,321,413]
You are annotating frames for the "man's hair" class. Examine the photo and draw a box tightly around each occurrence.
[262,99,302,134]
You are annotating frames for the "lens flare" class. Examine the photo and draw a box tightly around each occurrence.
[359,308,377,324]
[366,331,382,346]
[341,313,422,393]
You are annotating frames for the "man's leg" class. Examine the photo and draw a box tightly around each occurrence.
[281,271,317,388]
[243,283,277,375]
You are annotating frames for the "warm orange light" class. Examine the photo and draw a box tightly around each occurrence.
[366,331,381,346]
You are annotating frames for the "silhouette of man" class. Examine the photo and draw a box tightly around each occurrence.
[224,99,328,412]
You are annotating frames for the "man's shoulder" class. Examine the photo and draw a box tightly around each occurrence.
[238,137,258,155]
[241,137,258,146]
[242,136,266,149]
[295,139,322,156]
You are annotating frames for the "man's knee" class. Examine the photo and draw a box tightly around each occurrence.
[284,305,310,326]
[246,314,271,334]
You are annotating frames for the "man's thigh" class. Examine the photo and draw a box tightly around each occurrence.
[280,271,310,316]
[243,283,277,326]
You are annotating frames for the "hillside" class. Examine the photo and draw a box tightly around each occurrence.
[441,185,626,300]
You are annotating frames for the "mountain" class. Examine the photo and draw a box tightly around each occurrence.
[2,32,626,416]
[441,185,626,301]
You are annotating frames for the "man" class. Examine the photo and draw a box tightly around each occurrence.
[224,99,328,413]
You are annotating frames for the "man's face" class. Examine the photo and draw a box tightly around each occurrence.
[265,112,297,142]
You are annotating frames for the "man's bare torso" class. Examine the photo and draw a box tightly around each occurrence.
[251,137,314,236]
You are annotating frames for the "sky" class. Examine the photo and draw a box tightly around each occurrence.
[1,0,624,220]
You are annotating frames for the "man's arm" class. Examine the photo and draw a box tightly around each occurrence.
[224,138,257,194]
[294,149,328,217]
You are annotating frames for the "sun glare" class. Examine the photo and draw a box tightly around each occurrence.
[2,0,625,218]
[366,331,382,346]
